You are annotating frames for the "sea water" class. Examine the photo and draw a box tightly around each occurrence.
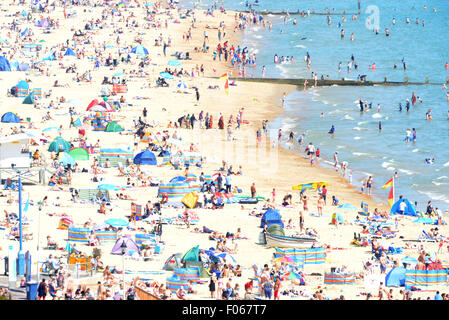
[183,0,449,210]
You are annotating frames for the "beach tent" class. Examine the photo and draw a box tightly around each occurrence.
[48,137,71,153]
[260,209,284,228]
[86,101,113,112]
[18,63,30,71]
[111,235,140,256]
[1,112,20,123]
[162,252,183,271]
[181,245,199,262]
[23,92,35,104]
[38,19,49,28]
[104,121,123,132]
[0,56,11,71]
[58,152,76,167]
[68,147,89,161]
[181,192,199,209]
[64,48,76,56]
[42,50,55,61]
[385,267,406,287]
[390,198,417,217]
[133,150,157,165]
[131,44,149,56]
[331,212,344,225]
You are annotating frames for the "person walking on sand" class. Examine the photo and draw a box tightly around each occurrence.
[299,211,304,232]
[366,176,373,195]
[38,279,48,300]
[317,195,324,216]
[195,88,200,104]
[302,195,309,213]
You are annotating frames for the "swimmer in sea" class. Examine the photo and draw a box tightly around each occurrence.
[398,103,402,112]
[405,128,411,142]
[377,104,381,112]
[412,128,416,142]
[426,109,432,120]
[378,121,382,131]
[320,112,324,118]
[340,29,345,39]
[425,157,434,164]
[385,28,390,37]
[328,125,335,136]
[392,18,396,25]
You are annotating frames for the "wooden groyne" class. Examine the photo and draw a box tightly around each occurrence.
[217,77,448,88]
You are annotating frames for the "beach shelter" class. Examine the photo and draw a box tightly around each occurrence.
[23,92,35,104]
[131,44,149,56]
[68,147,89,161]
[48,137,71,152]
[42,50,55,61]
[133,150,157,165]
[58,152,76,167]
[390,198,417,217]
[163,253,183,271]
[385,267,406,287]
[64,48,76,56]
[331,212,344,225]
[111,235,140,256]
[181,192,199,209]
[1,112,20,123]
[67,227,90,243]
[104,121,124,132]
[0,56,11,71]
[38,18,49,28]
[181,245,199,262]
[260,209,284,228]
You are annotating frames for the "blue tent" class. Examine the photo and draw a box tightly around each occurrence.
[16,80,29,90]
[260,209,284,228]
[133,150,157,165]
[18,63,30,71]
[0,56,11,71]
[1,112,20,123]
[390,198,417,217]
[170,176,187,183]
[42,51,55,61]
[64,48,76,56]
[131,44,149,56]
[158,150,170,157]
[385,267,406,287]
[58,153,76,167]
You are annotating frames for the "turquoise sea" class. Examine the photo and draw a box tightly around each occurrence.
[184,0,449,211]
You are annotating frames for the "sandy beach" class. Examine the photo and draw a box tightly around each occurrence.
[0,0,447,302]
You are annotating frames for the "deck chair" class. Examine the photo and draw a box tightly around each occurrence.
[420,230,437,242]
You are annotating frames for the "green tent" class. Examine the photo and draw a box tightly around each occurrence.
[68,147,89,160]
[48,137,71,153]
[105,121,123,132]
[23,92,34,104]
[181,245,199,262]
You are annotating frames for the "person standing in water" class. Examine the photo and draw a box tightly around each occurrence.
[333,152,339,170]
[412,128,417,142]
[328,125,335,136]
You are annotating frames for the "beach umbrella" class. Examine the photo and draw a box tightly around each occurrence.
[168,60,182,66]
[131,44,149,56]
[58,152,76,167]
[338,204,358,211]
[106,218,129,227]
[98,184,120,191]
[177,81,188,89]
[160,72,174,80]
[401,256,418,265]
[216,252,236,264]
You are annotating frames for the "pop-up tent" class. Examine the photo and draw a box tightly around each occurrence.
[385,267,406,287]
[38,18,49,28]
[133,150,157,165]
[58,152,76,167]
[18,63,30,71]
[163,252,183,271]
[104,121,123,132]
[111,235,140,256]
[390,198,417,217]
[68,147,89,160]
[48,137,71,153]
[1,112,20,123]
[42,50,55,61]
[260,209,284,228]
[64,48,76,56]
[23,92,35,104]
[0,56,11,71]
